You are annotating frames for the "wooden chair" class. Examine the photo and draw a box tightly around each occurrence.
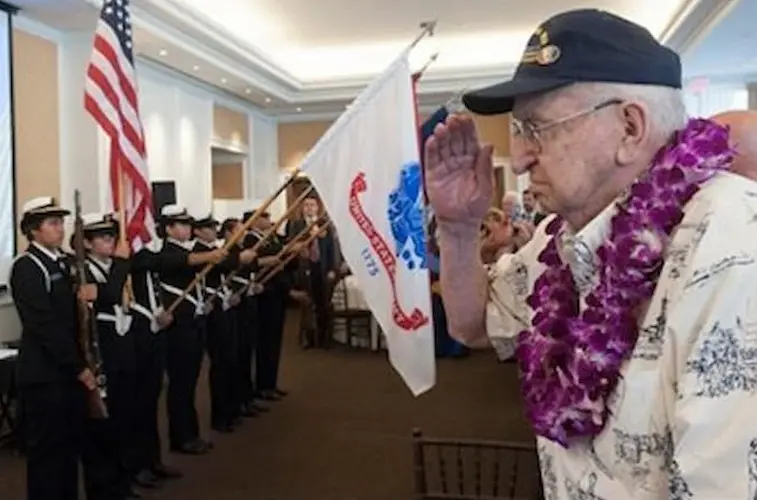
[0,348,19,451]
[412,428,543,500]
[330,276,373,349]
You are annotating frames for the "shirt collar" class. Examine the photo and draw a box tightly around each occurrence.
[31,241,63,261]
[166,237,195,251]
[88,254,112,271]
[556,202,616,294]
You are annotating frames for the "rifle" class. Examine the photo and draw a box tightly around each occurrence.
[72,189,109,419]
[256,219,333,287]
[224,217,324,304]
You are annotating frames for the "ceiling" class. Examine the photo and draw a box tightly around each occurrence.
[9,0,742,119]
[681,0,757,81]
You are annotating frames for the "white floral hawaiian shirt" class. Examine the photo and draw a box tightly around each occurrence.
[486,172,757,499]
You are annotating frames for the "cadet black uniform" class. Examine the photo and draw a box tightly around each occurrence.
[218,218,257,420]
[128,247,181,486]
[156,207,210,454]
[246,213,294,400]
[10,198,86,500]
[192,216,240,432]
[236,226,264,414]
[78,214,133,500]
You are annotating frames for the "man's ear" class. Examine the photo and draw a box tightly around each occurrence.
[614,102,650,166]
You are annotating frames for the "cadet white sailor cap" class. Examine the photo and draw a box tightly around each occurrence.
[160,204,192,222]
[22,196,70,218]
[82,212,117,232]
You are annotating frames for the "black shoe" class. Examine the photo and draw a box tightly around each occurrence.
[151,463,183,479]
[170,439,209,455]
[124,488,143,499]
[241,403,259,417]
[250,402,270,413]
[133,469,162,489]
[259,391,281,401]
[212,423,234,433]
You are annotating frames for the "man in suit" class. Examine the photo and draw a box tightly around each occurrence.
[10,196,99,500]
[522,188,547,226]
[285,195,337,348]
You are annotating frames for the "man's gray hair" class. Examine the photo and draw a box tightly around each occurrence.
[566,82,688,140]
[501,191,519,203]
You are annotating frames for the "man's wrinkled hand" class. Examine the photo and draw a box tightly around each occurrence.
[424,114,494,230]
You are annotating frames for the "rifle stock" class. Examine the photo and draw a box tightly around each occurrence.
[200,186,316,309]
[73,190,109,420]
[257,219,332,287]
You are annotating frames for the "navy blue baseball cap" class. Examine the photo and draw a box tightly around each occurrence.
[463,9,682,115]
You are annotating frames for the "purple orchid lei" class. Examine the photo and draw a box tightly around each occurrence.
[515,118,734,447]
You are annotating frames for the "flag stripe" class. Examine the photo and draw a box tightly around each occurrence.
[84,0,153,250]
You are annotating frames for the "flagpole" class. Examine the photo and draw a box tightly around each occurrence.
[410,20,437,50]
[165,174,296,314]
[199,185,317,309]
[117,157,133,311]
[166,20,440,314]
[415,52,439,80]
[443,87,470,110]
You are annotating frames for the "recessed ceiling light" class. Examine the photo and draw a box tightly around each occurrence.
[221,78,227,84]
[245,88,252,94]
[159,49,168,56]
[193,65,200,71]
[296,107,302,112]
[264,97,271,103]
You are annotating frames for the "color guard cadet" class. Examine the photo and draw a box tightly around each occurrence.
[218,218,256,420]
[156,205,226,455]
[78,212,136,500]
[10,196,98,500]
[128,236,181,488]
[244,209,292,402]
[192,215,256,431]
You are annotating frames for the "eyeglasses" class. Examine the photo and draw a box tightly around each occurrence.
[511,98,623,149]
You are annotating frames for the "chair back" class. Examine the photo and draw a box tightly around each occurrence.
[412,428,543,500]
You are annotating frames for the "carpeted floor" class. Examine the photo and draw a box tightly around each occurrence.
[0,310,534,499]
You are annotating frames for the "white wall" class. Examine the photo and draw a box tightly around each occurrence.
[59,32,102,215]
[131,63,214,217]
[248,114,283,218]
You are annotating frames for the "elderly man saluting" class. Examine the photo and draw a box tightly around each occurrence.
[426,8,757,500]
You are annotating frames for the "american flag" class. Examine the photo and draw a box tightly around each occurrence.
[84,0,153,249]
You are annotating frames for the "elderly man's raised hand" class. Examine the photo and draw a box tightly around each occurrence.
[424,114,494,232]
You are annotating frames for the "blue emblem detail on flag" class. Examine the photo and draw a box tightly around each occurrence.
[387,161,427,270]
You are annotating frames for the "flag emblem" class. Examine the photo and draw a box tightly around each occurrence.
[348,168,430,332]
[388,162,427,271]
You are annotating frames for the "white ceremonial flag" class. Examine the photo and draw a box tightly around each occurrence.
[301,52,435,396]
